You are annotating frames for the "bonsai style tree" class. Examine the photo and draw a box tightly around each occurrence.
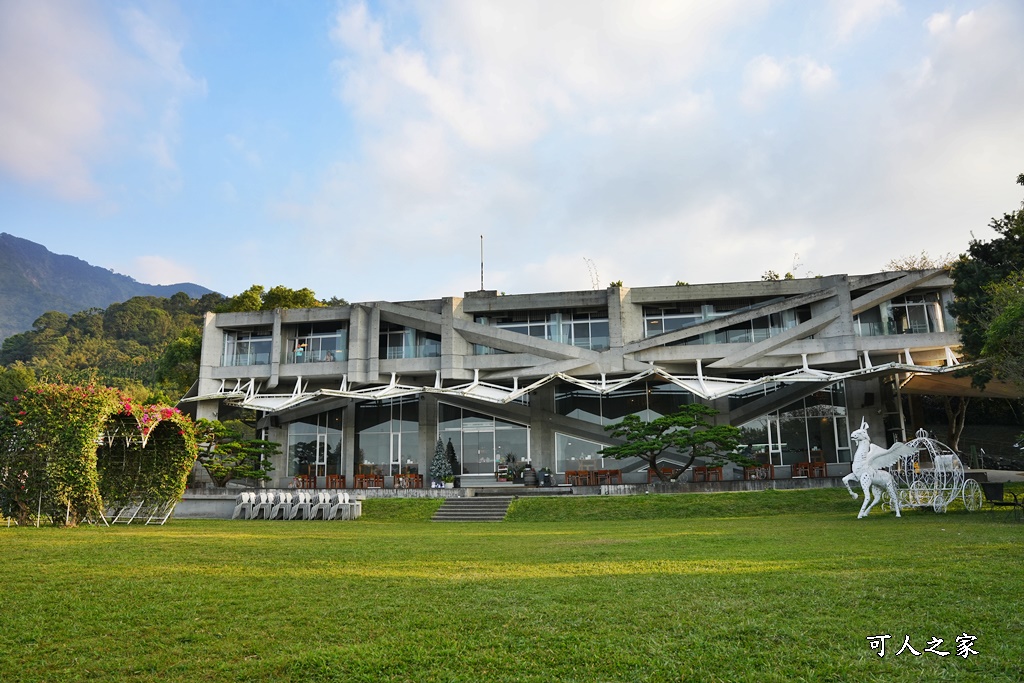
[194,419,278,487]
[429,436,452,485]
[600,404,742,482]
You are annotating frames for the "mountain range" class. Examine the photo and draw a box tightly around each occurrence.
[0,232,215,342]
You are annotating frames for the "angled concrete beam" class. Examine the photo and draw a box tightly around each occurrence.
[707,309,841,369]
[452,318,599,361]
[850,269,945,315]
[624,287,837,354]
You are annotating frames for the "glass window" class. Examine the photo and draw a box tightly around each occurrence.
[378,323,441,359]
[355,397,419,476]
[886,292,945,335]
[287,323,347,363]
[287,409,343,477]
[736,381,850,466]
[222,328,273,366]
[438,403,530,475]
[475,308,609,351]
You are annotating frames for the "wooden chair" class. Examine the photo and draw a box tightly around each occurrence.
[647,467,676,483]
[325,474,345,489]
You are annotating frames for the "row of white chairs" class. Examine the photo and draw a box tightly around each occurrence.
[231,490,361,521]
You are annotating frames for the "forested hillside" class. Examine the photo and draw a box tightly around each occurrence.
[0,283,343,405]
[0,233,214,342]
[0,292,226,403]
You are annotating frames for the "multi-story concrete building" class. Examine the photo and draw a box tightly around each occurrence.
[191,268,965,487]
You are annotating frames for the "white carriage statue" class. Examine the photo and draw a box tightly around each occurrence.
[844,422,984,518]
[886,428,984,513]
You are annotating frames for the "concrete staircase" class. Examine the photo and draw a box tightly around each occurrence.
[431,496,514,522]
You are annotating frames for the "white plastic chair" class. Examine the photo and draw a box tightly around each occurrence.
[309,490,333,520]
[329,491,352,520]
[251,491,274,520]
[231,492,255,520]
[288,491,312,520]
[269,491,293,520]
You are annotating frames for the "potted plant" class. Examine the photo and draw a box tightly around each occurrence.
[539,467,553,487]
[442,475,455,489]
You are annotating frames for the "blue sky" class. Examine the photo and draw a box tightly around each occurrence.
[2,0,1023,303]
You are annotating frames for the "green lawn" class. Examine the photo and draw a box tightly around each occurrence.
[1,488,1022,682]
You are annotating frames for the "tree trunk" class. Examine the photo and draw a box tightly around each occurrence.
[943,396,970,451]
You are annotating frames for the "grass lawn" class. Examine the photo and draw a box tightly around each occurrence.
[1,487,1022,682]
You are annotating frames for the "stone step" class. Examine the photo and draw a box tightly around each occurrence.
[432,496,513,522]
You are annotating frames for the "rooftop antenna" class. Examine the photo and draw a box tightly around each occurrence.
[480,235,484,290]
[584,258,600,290]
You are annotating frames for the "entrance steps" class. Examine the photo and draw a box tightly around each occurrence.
[431,496,514,522]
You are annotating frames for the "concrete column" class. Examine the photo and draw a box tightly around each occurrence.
[440,297,473,382]
[528,383,558,471]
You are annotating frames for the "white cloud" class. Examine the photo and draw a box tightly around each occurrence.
[226,134,262,168]
[741,55,835,108]
[0,1,203,200]
[0,2,112,199]
[129,255,200,285]
[740,55,791,109]
[833,0,901,43]
[257,0,1024,304]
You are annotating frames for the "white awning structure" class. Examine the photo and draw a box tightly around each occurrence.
[187,352,982,416]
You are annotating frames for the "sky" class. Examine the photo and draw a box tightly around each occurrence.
[2,0,1024,304]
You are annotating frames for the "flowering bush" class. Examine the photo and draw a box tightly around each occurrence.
[0,383,197,527]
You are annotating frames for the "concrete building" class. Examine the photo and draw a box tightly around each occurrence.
[190,269,965,487]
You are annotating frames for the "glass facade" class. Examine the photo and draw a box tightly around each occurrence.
[644,301,811,345]
[354,397,420,476]
[287,322,347,363]
[554,433,644,474]
[736,382,850,466]
[222,328,273,366]
[439,403,529,474]
[555,380,693,426]
[855,291,947,337]
[287,409,343,477]
[379,323,441,359]
[474,308,610,351]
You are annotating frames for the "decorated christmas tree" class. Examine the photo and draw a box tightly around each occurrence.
[429,436,452,483]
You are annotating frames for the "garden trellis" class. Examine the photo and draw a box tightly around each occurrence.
[0,383,197,527]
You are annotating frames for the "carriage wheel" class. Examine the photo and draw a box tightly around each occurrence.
[932,490,949,513]
[961,479,983,512]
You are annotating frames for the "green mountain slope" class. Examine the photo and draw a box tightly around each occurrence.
[0,233,214,341]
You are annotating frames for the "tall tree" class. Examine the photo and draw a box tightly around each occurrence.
[980,271,1024,385]
[949,173,1024,381]
[600,404,741,482]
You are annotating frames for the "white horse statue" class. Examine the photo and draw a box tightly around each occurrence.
[842,419,913,518]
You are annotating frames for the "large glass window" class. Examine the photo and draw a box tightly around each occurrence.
[856,292,947,337]
[287,409,343,477]
[355,397,419,476]
[379,323,441,359]
[287,322,347,363]
[888,292,945,335]
[474,308,609,351]
[554,380,694,426]
[222,328,273,366]
[737,382,849,466]
[645,301,810,345]
[438,403,529,475]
